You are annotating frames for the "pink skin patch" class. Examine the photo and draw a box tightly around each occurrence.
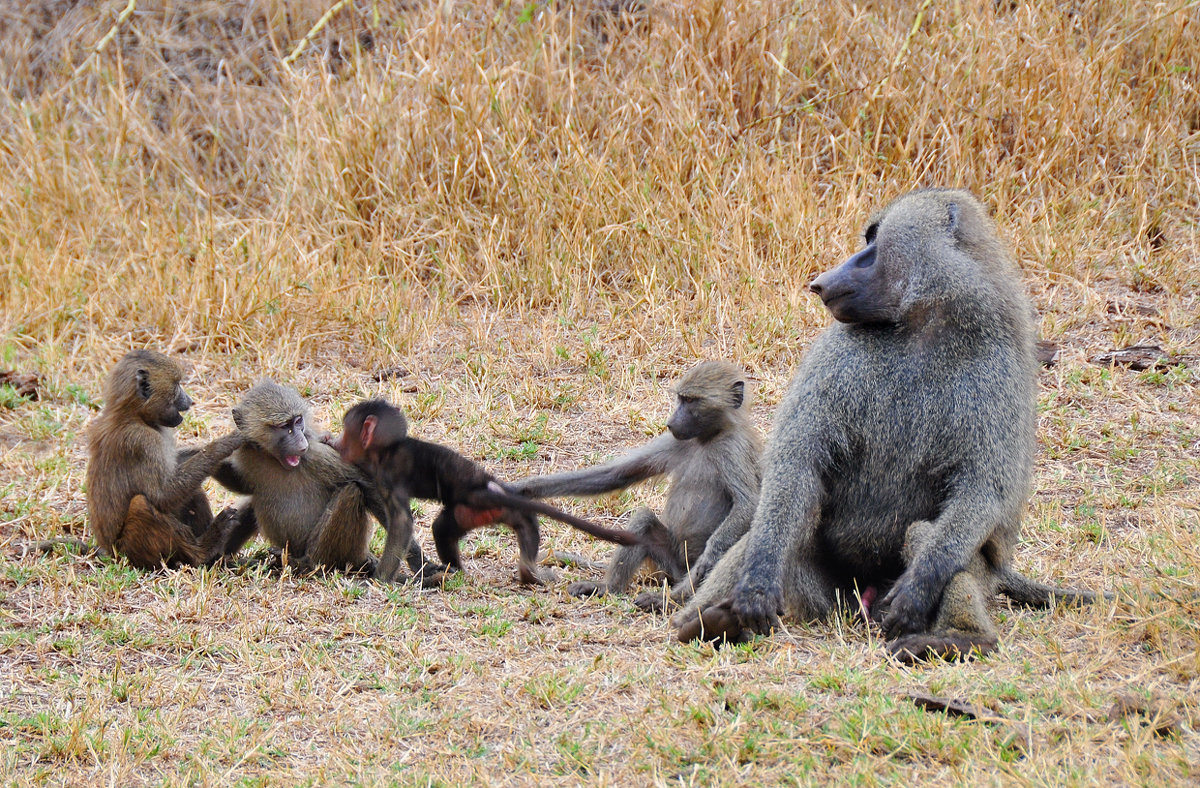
[858,585,878,619]
[284,455,301,468]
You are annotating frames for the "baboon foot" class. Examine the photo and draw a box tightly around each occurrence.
[567,580,606,598]
[633,588,675,613]
[887,633,997,664]
[675,603,753,646]
[519,565,553,586]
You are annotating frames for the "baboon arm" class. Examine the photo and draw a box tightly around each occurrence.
[212,457,254,495]
[882,483,1006,637]
[514,434,682,498]
[730,413,829,631]
[689,488,759,584]
[152,433,246,513]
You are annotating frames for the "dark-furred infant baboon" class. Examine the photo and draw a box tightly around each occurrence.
[675,188,1105,660]
[214,383,435,581]
[512,361,762,611]
[86,350,246,569]
[331,399,650,587]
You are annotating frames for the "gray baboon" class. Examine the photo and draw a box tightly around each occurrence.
[86,350,245,569]
[513,361,762,610]
[675,188,1104,659]
[331,399,649,587]
[213,382,434,581]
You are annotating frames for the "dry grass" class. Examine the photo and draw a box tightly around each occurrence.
[0,0,1198,784]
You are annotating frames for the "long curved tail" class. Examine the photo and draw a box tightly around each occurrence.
[997,567,1112,607]
[474,483,643,546]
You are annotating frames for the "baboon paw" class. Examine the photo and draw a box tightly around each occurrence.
[729,588,782,635]
[519,567,552,586]
[632,589,674,613]
[881,587,932,639]
[675,603,752,646]
[887,634,995,664]
[567,581,605,598]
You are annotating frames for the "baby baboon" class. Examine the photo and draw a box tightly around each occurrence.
[512,361,762,610]
[86,350,245,569]
[214,383,433,581]
[676,189,1105,658]
[331,399,650,587]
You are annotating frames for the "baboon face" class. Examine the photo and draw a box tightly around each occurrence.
[808,218,902,325]
[666,370,743,442]
[139,367,192,428]
[262,413,309,468]
[113,350,192,428]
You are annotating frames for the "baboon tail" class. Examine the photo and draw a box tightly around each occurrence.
[997,567,1111,607]
[474,484,643,546]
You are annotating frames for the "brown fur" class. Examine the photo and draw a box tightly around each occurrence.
[85,350,245,569]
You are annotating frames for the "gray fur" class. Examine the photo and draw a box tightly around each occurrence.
[513,360,762,606]
[676,189,1104,653]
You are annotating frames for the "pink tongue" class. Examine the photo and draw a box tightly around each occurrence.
[285,455,301,467]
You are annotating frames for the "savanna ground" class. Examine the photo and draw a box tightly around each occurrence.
[0,0,1197,784]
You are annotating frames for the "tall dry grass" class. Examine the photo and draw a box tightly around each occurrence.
[1,0,1196,376]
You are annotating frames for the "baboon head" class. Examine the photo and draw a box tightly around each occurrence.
[232,382,313,468]
[666,361,747,442]
[335,399,409,464]
[108,349,193,428]
[809,188,1011,326]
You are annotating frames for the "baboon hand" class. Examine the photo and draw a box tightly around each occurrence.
[729,582,782,635]
[880,579,934,639]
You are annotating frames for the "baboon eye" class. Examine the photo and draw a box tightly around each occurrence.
[678,395,696,405]
[864,223,878,244]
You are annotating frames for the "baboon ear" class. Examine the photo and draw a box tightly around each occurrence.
[232,407,246,431]
[947,202,961,235]
[730,380,745,409]
[361,415,378,449]
[136,369,151,399]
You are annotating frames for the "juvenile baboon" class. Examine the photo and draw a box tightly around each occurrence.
[213,383,435,581]
[675,189,1105,657]
[331,399,650,587]
[512,361,762,610]
[86,350,245,569]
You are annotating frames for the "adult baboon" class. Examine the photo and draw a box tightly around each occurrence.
[675,188,1104,659]
[330,399,649,587]
[512,361,762,610]
[86,350,245,569]
[213,383,435,581]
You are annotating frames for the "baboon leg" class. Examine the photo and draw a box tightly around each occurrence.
[305,484,373,573]
[431,508,466,572]
[889,521,998,662]
[567,508,677,599]
[888,568,999,662]
[116,495,207,569]
[673,535,747,627]
[178,491,214,537]
[507,511,548,586]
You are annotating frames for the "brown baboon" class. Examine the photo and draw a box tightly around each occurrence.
[213,383,436,581]
[85,350,245,569]
[512,361,762,611]
[675,189,1105,657]
[331,399,650,587]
